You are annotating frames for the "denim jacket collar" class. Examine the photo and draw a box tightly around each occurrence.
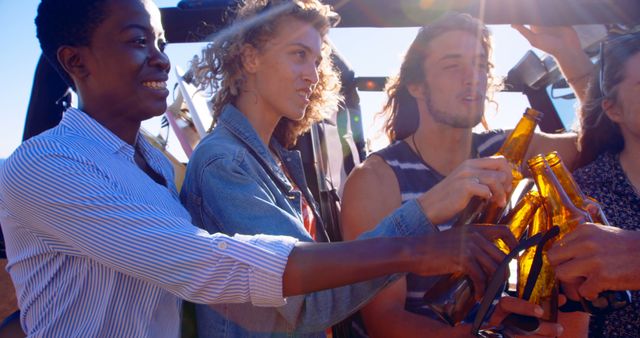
[217,105,294,193]
[217,104,329,242]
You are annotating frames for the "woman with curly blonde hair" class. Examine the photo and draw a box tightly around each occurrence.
[194,0,341,148]
[184,1,367,334]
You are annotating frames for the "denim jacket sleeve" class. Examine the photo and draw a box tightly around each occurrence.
[183,150,436,334]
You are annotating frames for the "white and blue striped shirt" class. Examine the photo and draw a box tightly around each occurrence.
[0,108,298,337]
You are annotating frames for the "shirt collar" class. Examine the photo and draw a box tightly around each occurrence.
[60,107,147,161]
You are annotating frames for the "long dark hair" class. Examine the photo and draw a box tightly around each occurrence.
[379,13,497,142]
[575,33,640,168]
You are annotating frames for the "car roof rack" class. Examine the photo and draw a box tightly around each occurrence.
[161,0,640,43]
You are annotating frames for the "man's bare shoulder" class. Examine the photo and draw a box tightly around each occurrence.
[342,155,402,239]
[347,154,398,191]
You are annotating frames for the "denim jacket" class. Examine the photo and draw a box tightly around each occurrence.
[181,104,436,337]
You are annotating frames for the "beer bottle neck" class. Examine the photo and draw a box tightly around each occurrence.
[531,162,592,236]
[547,153,609,224]
[503,191,542,241]
[497,109,541,167]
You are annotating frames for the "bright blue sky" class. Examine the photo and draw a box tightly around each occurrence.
[0,1,563,160]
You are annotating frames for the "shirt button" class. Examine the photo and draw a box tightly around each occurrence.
[217,241,228,250]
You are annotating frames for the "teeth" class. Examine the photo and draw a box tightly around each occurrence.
[142,81,167,90]
[297,90,309,99]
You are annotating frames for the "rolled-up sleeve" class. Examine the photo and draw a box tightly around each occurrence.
[225,234,298,306]
[0,141,298,307]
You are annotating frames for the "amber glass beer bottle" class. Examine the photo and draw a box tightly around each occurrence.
[528,155,591,237]
[517,203,547,298]
[423,192,542,325]
[518,156,564,321]
[544,151,631,313]
[456,108,543,226]
[524,154,595,321]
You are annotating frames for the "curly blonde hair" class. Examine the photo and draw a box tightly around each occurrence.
[380,13,500,142]
[191,0,341,147]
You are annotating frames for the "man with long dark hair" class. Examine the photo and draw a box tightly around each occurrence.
[342,14,591,336]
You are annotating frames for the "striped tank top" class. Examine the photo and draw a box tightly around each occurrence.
[374,130,506,317]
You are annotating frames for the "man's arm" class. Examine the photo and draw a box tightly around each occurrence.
[340,155,402,239]
[528,131,579,170]
[513,25,594,104]
[342,155,520,291]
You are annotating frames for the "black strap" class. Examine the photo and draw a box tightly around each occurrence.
[521,226,561,301]
[471,226,560,336]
